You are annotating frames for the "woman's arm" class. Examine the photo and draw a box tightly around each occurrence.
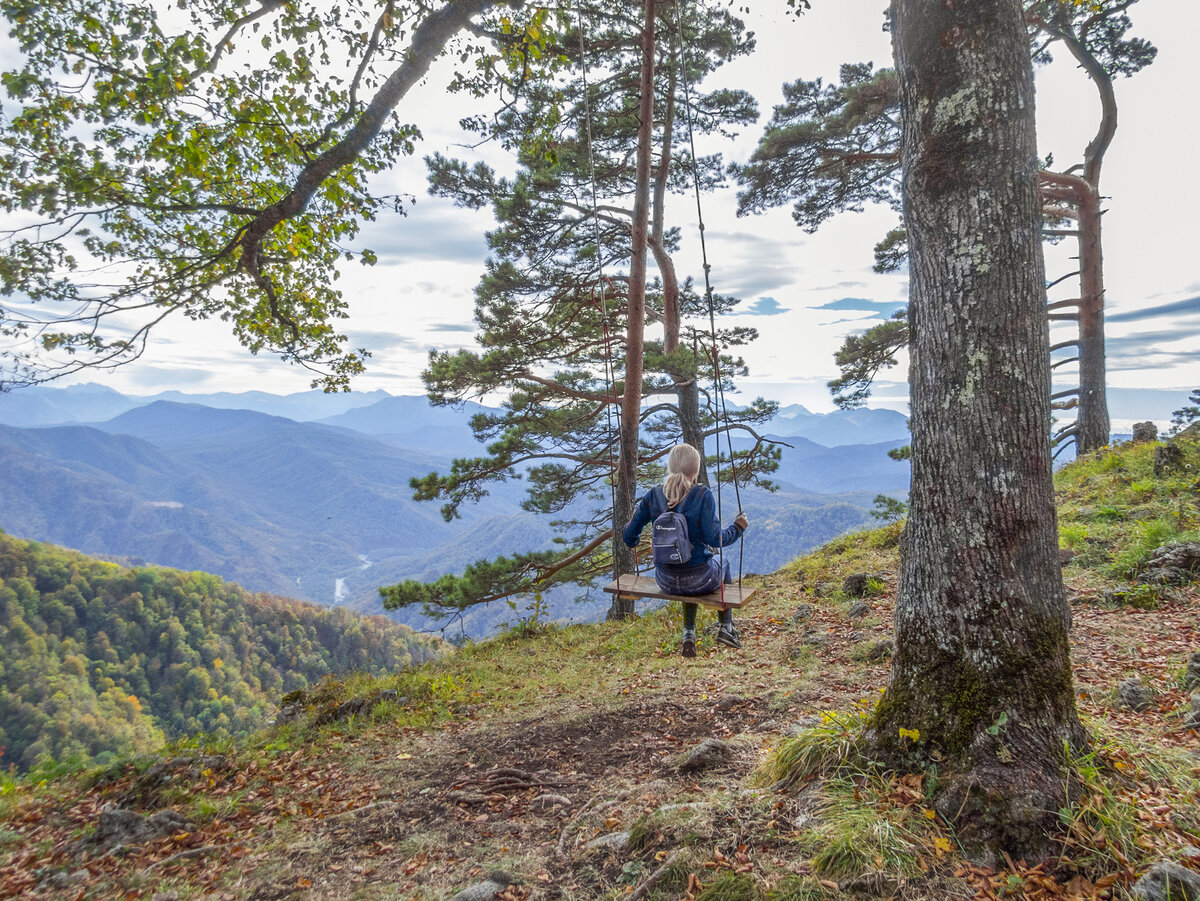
[621,493,654,548]
[696,490,744,548]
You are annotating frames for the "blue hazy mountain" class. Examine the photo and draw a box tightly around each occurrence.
[316,395,495,456]
[0,391,914,637]
[0,382,137,426]
[143,387,391,421]
[0,422,306,596]
[762,403,910,446]
[760,435,909,495]
[2,404,556,615]
[0,383,389,427]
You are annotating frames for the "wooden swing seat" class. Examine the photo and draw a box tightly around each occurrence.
[603,574,755,610]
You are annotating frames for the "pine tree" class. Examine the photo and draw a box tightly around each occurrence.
[382,3,780,620]
[1171,390,1200,434]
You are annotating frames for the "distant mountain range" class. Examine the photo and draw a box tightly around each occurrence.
[0,385,911,636]
[762,403,909,446]
[0,382,392,427]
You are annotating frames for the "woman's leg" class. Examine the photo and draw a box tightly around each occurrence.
[681,602,698,657]
[716,559,734,625]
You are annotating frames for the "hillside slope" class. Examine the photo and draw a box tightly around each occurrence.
[3,432,1197,901]
[0,532,442,772]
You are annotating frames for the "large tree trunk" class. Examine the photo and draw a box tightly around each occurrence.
[608,0,656,621]
[869,0,1086,863]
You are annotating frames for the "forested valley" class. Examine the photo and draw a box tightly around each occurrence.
[0,531,439,772]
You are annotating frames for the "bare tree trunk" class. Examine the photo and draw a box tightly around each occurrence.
[649,28,708,485]
[609,0,656,621]
[1075,185,1109,452]
[870,0,1086,863]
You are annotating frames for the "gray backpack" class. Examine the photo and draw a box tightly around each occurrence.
[650,486,698,567]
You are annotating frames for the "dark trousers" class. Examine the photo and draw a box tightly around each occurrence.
[655,557,733,630]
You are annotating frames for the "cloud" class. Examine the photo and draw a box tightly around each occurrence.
[429,322,477,333]
[813,297,907,318]
[825,316,881,327]
[1106,325,1200,358]
[1108,352,1200,372]
[705,230,805,297]
[742,297,791,316]
[1107,296,1200,324]
[347,330,428,352]
[354,202,490,267]
[122,365,217,388]
[810,280,869,291]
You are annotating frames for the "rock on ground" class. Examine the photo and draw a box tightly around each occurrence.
[1148,543,1200,573]
[1130,861,1200,901]
[1185,652,1200,692]
[680,738,732,772]
[869,640,894,661]
[1182,694,1200,731]
[1118,678,1156,712]
[1132,421,1159,443]
[449,871,520,901]
[1155,444,1186,476]
[585,832,631,853]
[843,574,871,598]
[79,808,194,853]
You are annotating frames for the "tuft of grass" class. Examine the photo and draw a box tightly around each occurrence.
[696,870,763,901]
[766,875,837,900]
[789,522,901,594]
[758,706,949,882]
[0,770,20,823]
[1059,522,1089,550]
[808,796,921,878]
[864,576,888,597]
[759,708,870,787]
[1098,583,1168,610]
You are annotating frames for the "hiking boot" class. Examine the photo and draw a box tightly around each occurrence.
[681,629,697,658]
[716,624,742,649]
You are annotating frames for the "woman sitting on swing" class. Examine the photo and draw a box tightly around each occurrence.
[622,443,750,658]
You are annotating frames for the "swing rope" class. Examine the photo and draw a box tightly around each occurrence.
[672,0,745,593]
[576,7,630,592]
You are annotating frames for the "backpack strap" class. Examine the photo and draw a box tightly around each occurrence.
[649,486,668,518]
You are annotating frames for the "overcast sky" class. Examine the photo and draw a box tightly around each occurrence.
[23,2,1200,425]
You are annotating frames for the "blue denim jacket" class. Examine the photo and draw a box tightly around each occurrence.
[621,484,743,568]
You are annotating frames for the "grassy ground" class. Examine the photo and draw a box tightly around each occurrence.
[2,432,1199,900]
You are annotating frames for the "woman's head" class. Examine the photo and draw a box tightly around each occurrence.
[664,443,701,507]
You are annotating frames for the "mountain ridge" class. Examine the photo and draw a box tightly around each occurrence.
[0,390,911,636]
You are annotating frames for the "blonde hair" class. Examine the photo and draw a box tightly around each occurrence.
[664,443,701,507]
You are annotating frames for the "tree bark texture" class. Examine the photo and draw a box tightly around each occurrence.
[872,0,1086,862]
[609,0,656,621]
